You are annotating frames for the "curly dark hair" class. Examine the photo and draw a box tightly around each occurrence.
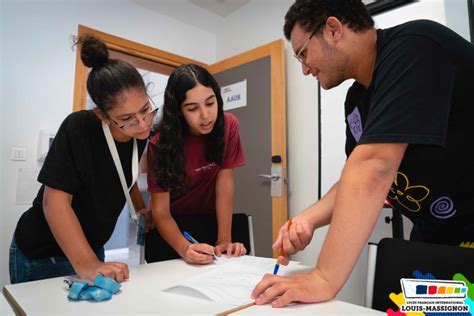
[283,0,374,40]
[153,64,225,195]
[75,34,146,112]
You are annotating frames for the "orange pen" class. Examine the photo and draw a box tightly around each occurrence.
[272,218,292,275]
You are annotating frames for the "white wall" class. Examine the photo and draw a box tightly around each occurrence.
[0,0,4,292]
[0,0,215,288]
[445,0,471,40]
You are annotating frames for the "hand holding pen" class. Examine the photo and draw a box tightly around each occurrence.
[182,231,217,264]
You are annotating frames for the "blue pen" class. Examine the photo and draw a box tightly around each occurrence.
[273,263,280,275]
[183,231,217,259]
[183,231,199,244]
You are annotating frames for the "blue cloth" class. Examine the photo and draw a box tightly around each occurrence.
[67,275,121,301]
[9,237,105,284]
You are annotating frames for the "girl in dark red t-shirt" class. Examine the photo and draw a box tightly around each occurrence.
[146,64,246,264]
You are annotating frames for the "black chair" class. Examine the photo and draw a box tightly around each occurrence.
[145,213,254,263]
[366,237,474,312]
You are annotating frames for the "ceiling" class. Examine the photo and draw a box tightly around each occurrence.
[188,0,251,17]
[133,0,251,32]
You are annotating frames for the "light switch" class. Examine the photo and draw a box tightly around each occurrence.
[37,129,56,162]
[11,147,27,161]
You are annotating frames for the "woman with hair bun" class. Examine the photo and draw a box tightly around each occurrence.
[9,35,155,284]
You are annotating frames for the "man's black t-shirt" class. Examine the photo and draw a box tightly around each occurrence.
[14,110,147,258]
[345,20,474,246]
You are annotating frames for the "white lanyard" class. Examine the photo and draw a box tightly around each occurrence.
[102,122,139,222]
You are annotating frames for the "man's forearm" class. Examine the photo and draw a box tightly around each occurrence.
[315,159,397,294]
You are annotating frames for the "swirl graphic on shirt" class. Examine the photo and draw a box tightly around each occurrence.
[430,196,456,219]
[388,172,429,212]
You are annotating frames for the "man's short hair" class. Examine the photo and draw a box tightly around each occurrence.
[284,0,374,40]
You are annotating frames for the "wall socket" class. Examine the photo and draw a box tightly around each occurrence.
[11,147,27,161]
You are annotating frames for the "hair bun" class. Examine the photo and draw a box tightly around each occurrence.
[78,35,109,68]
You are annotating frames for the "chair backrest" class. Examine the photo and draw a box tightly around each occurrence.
[230,213,254,256]
[368,238,474,312]
[145,212,254,262]
[247,215,255,256]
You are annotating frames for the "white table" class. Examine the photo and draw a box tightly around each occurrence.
[3,259,384,315]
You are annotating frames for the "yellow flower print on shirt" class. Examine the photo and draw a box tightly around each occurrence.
[388,172,429,212]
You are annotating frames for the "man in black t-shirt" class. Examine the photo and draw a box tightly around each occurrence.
[251,0,474,308]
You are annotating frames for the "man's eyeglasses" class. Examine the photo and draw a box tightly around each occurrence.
[294,31,316,66]
[109,97,159,131]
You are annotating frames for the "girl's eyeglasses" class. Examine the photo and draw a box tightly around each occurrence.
[109,98,159,131]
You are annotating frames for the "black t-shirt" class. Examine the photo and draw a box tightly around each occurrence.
[344,20,474,246]
[14,110,147,258]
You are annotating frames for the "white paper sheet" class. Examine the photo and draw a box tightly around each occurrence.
[164,256,300,306]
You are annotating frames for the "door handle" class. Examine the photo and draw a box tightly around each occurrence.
[258,166,284,197]
[258,173,280,181]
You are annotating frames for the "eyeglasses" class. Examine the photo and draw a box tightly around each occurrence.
[109,97,159,131]
[294,31,316,66]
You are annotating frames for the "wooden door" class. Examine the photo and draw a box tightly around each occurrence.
[209,40,288,257]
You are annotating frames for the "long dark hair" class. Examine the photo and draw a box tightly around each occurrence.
[76,35,146,112]
[154,64,225,195]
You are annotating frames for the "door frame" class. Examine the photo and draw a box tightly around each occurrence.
[73,25,205,112]
[208,41,288,257]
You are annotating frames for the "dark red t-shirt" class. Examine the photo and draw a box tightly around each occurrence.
[147,112,246,215]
